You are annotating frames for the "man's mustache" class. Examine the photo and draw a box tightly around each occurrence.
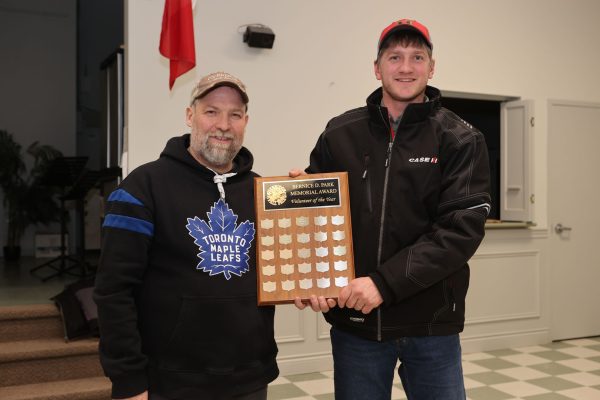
[210,131,234,139]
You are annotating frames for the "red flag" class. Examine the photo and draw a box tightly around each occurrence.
[159,0,196,89]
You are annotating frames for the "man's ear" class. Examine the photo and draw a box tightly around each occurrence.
[185,106,193,127]
[429,58,435,79]
[374,60,382,81]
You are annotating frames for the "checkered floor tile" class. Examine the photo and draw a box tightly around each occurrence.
[268,336,600,400]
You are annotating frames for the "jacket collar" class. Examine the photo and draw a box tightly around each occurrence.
[366,85,441,128]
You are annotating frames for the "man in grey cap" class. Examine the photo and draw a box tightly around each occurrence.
[95,72,278,400]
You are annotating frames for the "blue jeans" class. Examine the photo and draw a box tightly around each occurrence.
[331,327,465,400]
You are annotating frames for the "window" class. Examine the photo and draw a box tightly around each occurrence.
[441,91,533,223]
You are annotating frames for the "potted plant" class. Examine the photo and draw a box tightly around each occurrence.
[0,130,63,261]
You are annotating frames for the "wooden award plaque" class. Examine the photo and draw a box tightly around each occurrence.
[254,172,355,305]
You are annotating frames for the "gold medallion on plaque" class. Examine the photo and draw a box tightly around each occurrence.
[266,184,287,206]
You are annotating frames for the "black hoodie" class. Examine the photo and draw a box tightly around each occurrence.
[94,134,278,399]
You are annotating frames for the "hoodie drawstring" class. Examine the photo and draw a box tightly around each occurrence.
[212,171,237,200]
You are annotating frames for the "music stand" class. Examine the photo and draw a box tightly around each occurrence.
[30,157,88,282]
[63,169,103,277]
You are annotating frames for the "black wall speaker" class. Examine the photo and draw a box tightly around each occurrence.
[243,25,275,49]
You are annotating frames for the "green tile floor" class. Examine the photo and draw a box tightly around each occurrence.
[268,337,600,400]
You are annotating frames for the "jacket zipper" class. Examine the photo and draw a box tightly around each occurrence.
[362,155,372,213]
[376,107,395,341]
[449,279,456,312]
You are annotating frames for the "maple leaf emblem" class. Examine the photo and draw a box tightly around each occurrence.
[186,199,255,280]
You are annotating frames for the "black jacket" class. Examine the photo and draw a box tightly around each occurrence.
[94,134,278,399]
[307,86,491,340]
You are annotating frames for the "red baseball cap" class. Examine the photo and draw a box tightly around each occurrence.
[378,18,433,53]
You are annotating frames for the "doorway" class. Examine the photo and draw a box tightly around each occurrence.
[548,100,600,340]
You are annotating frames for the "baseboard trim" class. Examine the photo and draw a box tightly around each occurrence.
[461,328,551,353]
[276,351,333,375]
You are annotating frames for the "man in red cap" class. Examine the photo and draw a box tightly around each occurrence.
[292,19,491,399]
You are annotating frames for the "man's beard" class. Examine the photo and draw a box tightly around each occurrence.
[192,131,242,169]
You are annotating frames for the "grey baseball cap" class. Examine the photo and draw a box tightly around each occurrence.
[190,71,249,105]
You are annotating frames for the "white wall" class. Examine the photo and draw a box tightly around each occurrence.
[125,0,600,371]
[126,0,600,230]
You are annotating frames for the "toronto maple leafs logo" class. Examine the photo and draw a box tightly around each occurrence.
[186,199,255,280]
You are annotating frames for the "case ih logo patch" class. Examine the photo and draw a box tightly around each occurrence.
[409,156,438,163]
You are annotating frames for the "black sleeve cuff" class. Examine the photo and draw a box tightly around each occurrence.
[110,371,148,399]
[369,271,395,306]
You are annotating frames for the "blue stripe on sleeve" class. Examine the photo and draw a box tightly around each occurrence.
[103,214,154,236]
[107,189,144,206]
